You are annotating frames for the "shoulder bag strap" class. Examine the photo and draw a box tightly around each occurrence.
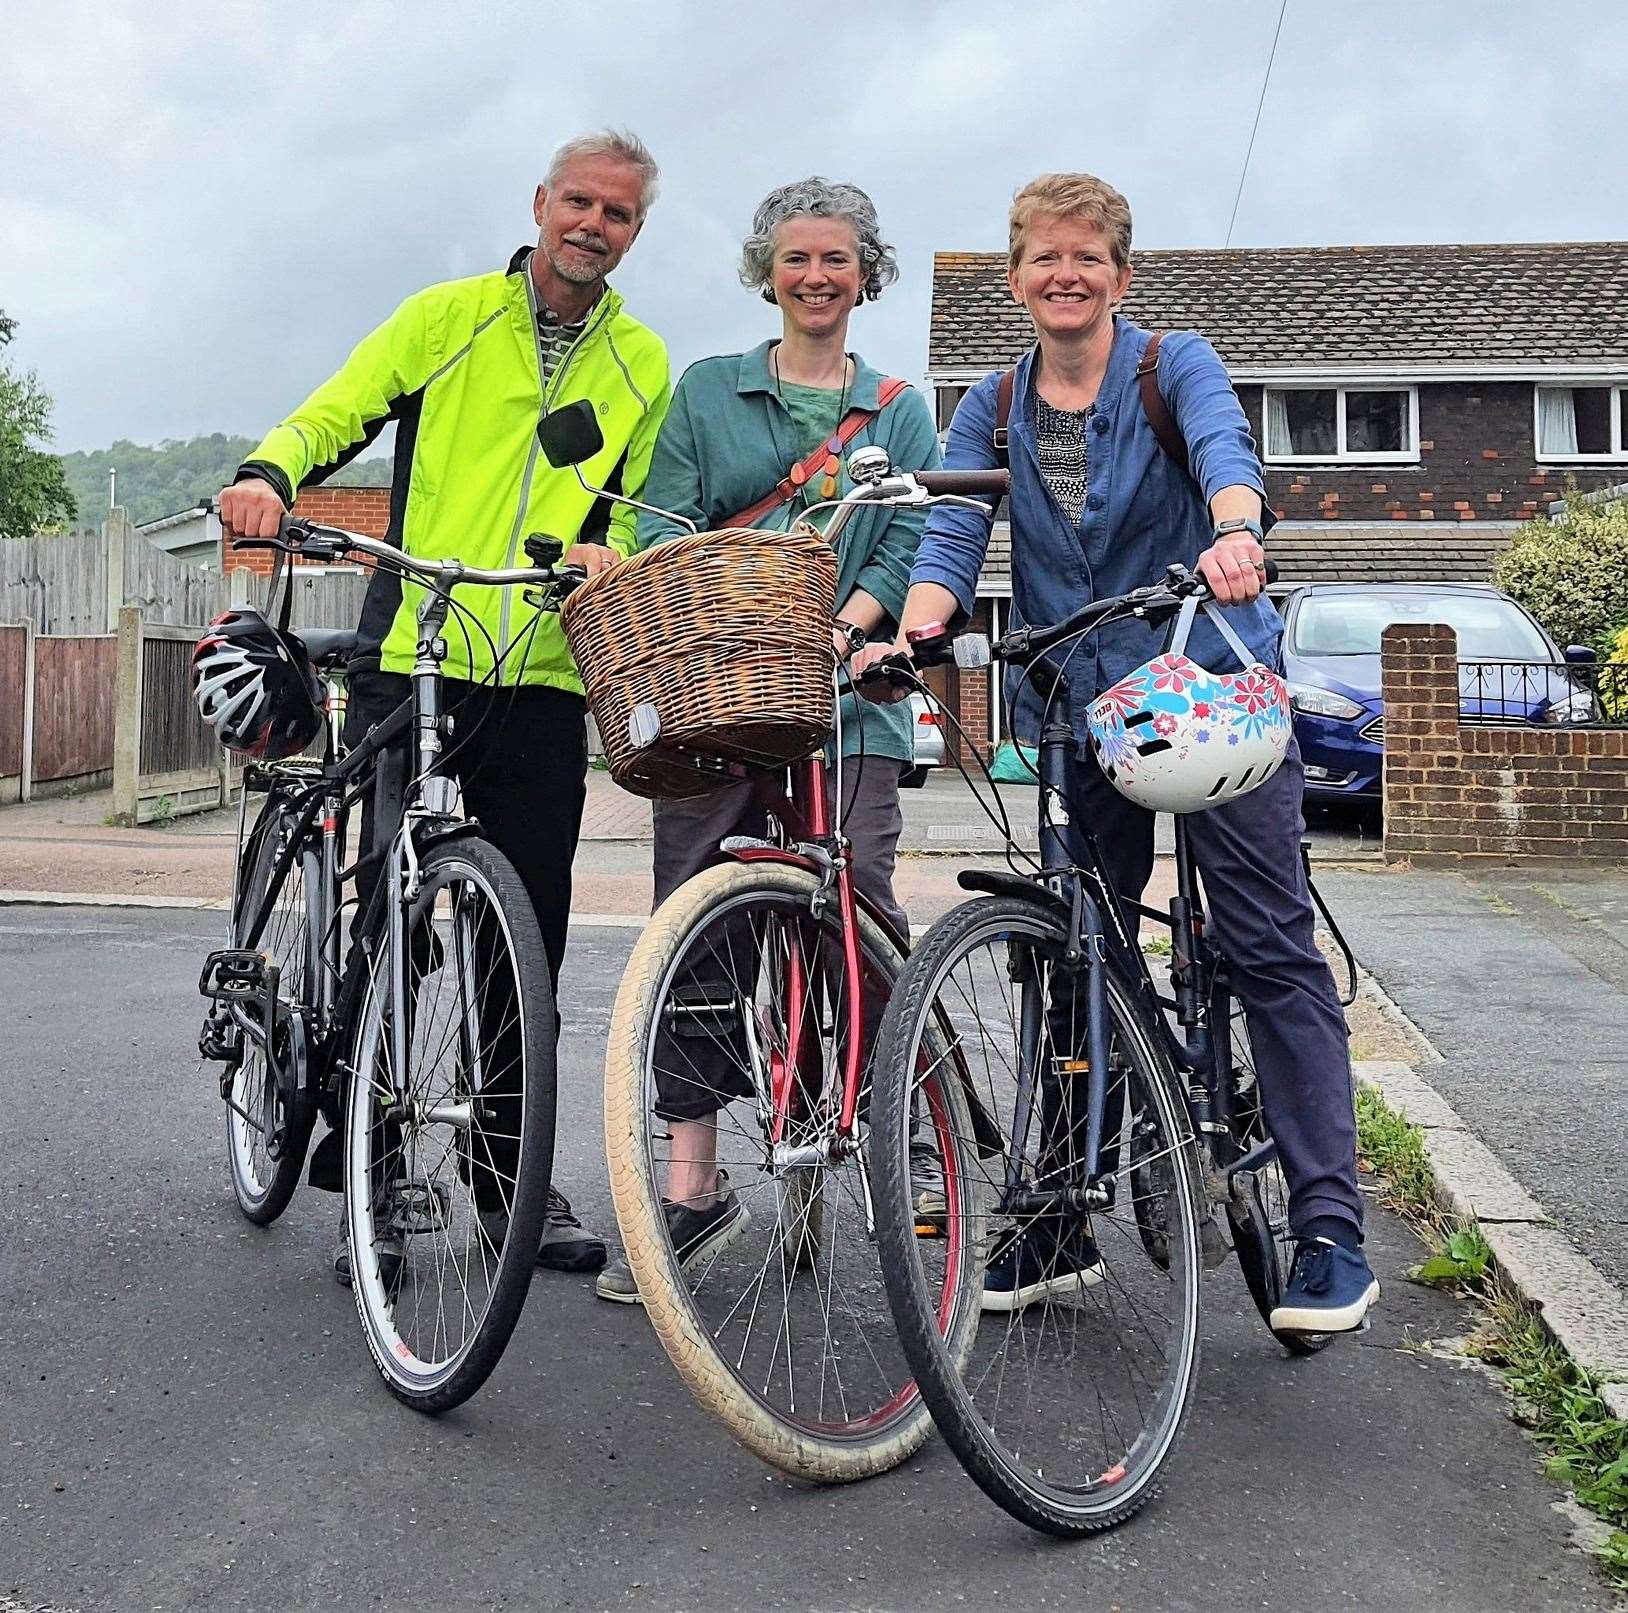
[991,367,1015,468]
[724,377,912,529]
[1133,331,1191,475]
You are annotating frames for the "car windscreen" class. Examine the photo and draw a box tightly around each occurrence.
[1290,593,1552,660]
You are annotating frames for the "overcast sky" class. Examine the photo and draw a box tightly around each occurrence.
[5,0,1625,455]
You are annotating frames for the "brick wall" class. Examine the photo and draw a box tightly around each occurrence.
[1381,621,1628,864]
[938,599,996,762]
[223,486,391,579]
[1238,382,1628,524]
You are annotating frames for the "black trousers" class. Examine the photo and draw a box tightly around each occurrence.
[344,671,589,990]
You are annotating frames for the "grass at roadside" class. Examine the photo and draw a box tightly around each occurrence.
[1355,1085,1628,1586]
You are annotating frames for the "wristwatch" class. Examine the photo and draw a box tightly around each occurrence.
[834,620,868,658]
[1213,517,1265,544]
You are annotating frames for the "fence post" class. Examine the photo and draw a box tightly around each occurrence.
[20,617,36,803]
[112,605,145,826]
[104,508,131,633]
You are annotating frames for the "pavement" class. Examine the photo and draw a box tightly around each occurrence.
[1321,864,1628,1296]
[3,904,1617,1613]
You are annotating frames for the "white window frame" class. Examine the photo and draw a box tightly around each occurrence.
[1533,382,1628,463]
[1262,383,1420,465]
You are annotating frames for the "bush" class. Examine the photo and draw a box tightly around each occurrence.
[1493,494,1628,654]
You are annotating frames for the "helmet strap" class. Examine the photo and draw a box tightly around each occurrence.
[1166,593,1259,673]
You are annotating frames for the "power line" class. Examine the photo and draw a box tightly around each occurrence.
[1224,0,1289,248]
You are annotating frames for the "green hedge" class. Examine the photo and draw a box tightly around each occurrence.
[1493,494,1628,655]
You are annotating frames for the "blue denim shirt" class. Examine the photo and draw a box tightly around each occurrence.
[912,317,1284,747]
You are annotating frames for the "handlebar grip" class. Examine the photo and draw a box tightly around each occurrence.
[915,470,1011,498]
[1263,557,1279,586]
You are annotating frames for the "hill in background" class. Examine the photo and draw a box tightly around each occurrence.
[59,433,391,529]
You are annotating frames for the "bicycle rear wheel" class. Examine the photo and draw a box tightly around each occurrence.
[1218,984,1332,1355]
[224,791,319,1225]
[871,894,1203,1536]
[604,860,961,1482]
[344,836,556,1414]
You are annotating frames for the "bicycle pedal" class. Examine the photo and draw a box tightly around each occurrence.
[1199,1208,1233,1269]
[199,947,266,1001]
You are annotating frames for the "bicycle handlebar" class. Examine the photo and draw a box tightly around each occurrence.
[230,518,583,592]
[913,470,1010,498]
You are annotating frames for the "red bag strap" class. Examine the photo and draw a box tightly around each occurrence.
[725,377,912,529]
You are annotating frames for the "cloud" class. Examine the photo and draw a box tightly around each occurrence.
[3,0,1625,451]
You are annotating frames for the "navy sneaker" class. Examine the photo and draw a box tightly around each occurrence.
[983,1226,1104,1313]
[1269,1237,1380,1335]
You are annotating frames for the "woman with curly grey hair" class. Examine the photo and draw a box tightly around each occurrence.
[594,177,941,1305]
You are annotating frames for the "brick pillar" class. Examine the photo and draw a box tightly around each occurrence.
[1380,621,1462,863]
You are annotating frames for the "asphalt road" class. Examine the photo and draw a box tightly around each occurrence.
[1,906,1612,1612]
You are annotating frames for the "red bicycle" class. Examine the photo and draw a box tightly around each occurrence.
[601,457,1010,1481]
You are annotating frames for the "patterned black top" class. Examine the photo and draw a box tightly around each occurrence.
[1032,396,1093,525]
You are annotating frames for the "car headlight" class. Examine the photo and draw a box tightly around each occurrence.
[1288,682,1364,721]
[1542,690,1597,725]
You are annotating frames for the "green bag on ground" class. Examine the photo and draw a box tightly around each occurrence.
[990,739,1039,784]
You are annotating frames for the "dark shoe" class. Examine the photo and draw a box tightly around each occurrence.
[911,1139,947,1235]
[595,1175,750,1305]
[537,1185,607,1273]
[983,1226,1104,1313]
[332,1213,403,1291]
[1269,1237,1379,1336]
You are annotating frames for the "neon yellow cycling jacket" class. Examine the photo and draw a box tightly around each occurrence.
[242,249,671,690]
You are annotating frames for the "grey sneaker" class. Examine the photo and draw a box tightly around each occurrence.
[596,1175,750,1305]
[537,1185,607,1273]
[478,1186,607,1273]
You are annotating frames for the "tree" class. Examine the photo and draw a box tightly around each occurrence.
[1494,493,1628,655]
[0,311,77,541]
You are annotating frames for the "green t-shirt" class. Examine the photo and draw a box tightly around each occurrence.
[775,380,844,533]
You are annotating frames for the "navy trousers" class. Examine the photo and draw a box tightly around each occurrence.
[1062,740,1364,1239]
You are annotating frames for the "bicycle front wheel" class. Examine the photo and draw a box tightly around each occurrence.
[604,859,952,1482]
[344,835,556,1414]
[224,791,319,1225]
[871,894,1204,1536]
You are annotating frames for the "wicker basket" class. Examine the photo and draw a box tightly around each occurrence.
[560,528,838,800]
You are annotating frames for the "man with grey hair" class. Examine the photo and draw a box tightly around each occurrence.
[218,128,671,1285]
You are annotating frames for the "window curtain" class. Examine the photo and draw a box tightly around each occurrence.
[1537,387,1578,455]
[1265,389,1291,457]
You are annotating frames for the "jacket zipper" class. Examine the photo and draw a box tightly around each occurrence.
[496,271,615,673]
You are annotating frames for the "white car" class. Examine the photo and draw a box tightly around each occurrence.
[902,691,945,788]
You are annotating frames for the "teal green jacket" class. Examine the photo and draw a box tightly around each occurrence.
[636,341,941,764]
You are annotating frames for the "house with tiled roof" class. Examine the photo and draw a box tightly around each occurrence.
[922,240,1628,757]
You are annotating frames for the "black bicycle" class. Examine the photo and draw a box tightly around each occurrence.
[866,566,1358,1535]
[197,517,581,1413]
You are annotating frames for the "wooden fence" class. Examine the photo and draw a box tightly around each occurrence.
[0,623,118,800]
[2,515,370,816]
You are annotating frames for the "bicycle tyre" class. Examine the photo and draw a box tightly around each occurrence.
[224,792,319,1226]
[344,835,556,1414]
[871,893,1204,1537]
[604,859,951,1483]
[1218,987,1332,1356]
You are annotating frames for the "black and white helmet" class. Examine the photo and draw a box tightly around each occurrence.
[191,607,323,760]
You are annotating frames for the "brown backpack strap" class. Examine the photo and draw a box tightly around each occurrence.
[991,367,1015,467]
[725,377,912,529]
[1134,331,1191,475]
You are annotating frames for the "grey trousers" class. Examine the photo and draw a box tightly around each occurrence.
[649,756,908,1122]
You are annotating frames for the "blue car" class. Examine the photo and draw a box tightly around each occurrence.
[1277,582,1597,804]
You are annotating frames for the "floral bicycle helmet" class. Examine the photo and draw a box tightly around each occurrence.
[191,606,323,760]
[1085,594,1291,814]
